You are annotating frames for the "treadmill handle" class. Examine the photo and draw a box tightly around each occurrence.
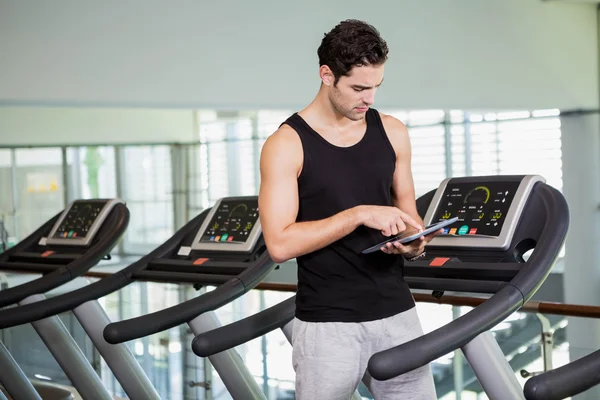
[0,209,209,328]
[104,278,246,344]
[523,348,600,400]
[103,250,274,344]
[368,183,570,381]
[0,204,129,307]
[192,296,296,357]
[0,272,130,329]
[368,285,524,380]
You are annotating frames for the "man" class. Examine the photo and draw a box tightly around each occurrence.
[258,19,440,399]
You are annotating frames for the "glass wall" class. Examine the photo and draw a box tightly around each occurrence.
[0,149,15,251]
[119,145,174,255]
[13,148,65,239]
[0,108,563,251]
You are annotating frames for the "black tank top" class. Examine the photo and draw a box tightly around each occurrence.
[282,108,416,323]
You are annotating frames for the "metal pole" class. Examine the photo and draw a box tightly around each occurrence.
[443,112,453,178]
[72,298,162,400]
[0,339,42,400]
[461,331,525,400]
[259,291,269,398]
[452,306,463,400]
[189,311,266,400]
[536,313,554,372]
[19,294,112,400]
[10,149,19,240]
[464,112,472,176]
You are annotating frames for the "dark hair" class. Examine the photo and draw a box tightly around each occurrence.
[318,19,389,85]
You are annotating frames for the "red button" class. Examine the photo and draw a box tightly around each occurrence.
[429,257,450,267]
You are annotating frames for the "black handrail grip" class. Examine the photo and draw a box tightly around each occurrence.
[367,183,569,381]
[0,262,63,273]
[0,213,61,262]
[368,285,524,380]
[0,272,130,329]
[146,260,247,276]
[8,252,80,264]
[0,204,129,307]
[0,210,210,328]
[103,278,246,344]
[404,277,508,294]
[148,258,259,270]
[523,348,600,400]
[103,251,275,344]
[192,296,295,357]
[132,271,235,285]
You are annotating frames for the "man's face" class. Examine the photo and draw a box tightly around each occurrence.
[326,64,385,121]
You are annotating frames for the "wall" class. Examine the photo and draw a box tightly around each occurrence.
[0,107,197,146]
[0,0,597,111]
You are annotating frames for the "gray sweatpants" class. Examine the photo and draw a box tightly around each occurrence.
[291,307,437,400]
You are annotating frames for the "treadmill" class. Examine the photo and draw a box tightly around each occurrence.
[0,196,278,399]
[0,198,129,400]
[191,175,570,400]
[523,347,600,399]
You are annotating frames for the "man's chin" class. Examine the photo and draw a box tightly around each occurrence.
[347,111,366,121]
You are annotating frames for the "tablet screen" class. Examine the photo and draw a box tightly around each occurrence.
[362,217,457,254]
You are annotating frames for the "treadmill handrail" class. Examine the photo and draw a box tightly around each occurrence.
[0,204,129,308]
[523,348,600,400]
[103,250,275,344]
[0,210,208,329]
[192,296,296,357]
[367,183,569,381]
[0,212,60,260]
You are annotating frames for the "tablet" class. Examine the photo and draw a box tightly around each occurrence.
[362,216,459,254]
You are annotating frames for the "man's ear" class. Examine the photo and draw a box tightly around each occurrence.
[319,65,335,87]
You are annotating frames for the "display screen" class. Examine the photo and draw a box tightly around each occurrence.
[52,201,106,239]
[199,199,259,244]
[431,182,521,237]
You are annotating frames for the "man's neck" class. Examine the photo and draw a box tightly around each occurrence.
[302,89,361,130]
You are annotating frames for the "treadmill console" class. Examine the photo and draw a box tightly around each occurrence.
[424,175,544,249]
[46,199,125,246]
[191,196,261,254]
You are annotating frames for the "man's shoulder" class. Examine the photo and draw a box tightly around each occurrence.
[374,110,408,133]
[372,110,410,157]
[266,123,302,148]
[260,123,303,167]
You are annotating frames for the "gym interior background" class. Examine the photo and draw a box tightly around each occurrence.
[1,0,599,399]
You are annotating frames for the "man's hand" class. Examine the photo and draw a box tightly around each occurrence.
[358,205,423,237]
[380,229,444,258]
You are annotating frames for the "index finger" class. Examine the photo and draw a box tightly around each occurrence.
[399,212,423,231]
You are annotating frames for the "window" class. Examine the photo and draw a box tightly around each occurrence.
[382,109,448,196]
[14,148,65,239]
[120,145,174,254]
[0,149,15,249]
[66,146,117,201]
[197,110,292,210]
[460,110,563,192]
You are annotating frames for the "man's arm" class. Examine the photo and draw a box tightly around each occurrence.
[258,126,363,263]
[258,125,421,263]
[380,114,423,226]
[378,113,442,257]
